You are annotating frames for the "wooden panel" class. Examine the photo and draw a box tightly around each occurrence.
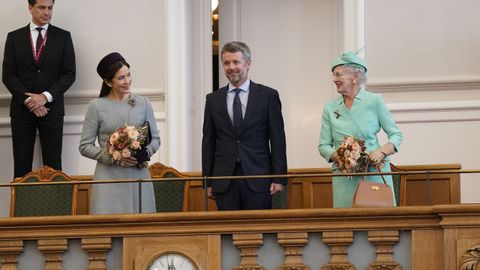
[453,228,480,270]
[73,163,461,213]
[123,235,221,270]
[412,230,444,270]
[312,180,332,208]
[76,184,91,215]
[289,168,331,209]
[187,180,217,211]
[286,164,461,208]
[402,165,461,206]
[443,228,457,270]
[405,176,451,205]
[289,164,460,208]
[289,182,304,209]
[73,175,93,215]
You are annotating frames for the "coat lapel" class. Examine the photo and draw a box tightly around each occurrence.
[337,88,369,139]
[20,25,37,65]
[241,81,260,133]
[217,86,234,130]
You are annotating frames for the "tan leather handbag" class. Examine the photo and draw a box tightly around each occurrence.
[352,166,394,207]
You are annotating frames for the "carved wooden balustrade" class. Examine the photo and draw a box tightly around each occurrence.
[0,205,480,269]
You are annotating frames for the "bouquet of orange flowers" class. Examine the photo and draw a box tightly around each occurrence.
[106,123,149,167]
[336,136,369,173]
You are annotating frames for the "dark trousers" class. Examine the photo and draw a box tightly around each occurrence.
[11,114,64,177]
[215,162,272,210]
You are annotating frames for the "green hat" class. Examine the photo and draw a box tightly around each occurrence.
[330,51,367,72]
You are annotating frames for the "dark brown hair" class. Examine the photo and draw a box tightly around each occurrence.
[28,0,55,6]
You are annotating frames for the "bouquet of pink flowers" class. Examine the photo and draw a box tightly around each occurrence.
[336,136,369,173]
[106,123,149,166]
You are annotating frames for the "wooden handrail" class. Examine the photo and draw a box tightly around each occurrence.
[0,169,473,188]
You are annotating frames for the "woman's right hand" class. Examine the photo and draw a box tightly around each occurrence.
[120,156,138,167]
[330,152,340,163]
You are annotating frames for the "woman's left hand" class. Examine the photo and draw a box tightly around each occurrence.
[368,150,386,165]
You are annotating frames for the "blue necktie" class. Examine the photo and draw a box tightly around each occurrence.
[233,88,243,130]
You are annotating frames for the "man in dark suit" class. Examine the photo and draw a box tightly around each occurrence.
[202,41,287,210]
[2,0,76,177]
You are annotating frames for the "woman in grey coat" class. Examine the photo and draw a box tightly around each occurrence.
[79,52,160,214]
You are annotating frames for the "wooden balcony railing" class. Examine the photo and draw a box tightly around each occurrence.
[0,163,475,269]
[1,205,480,269]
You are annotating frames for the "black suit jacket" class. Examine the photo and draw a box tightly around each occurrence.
[202,81,287,193]
[2,24,76,117]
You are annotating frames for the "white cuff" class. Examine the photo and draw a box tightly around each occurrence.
[42,91,53,103]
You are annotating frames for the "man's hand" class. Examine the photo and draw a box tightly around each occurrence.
[207,186,216,200]
[25,93,47,111]
[270,183,284,195]
[31,106,49,117]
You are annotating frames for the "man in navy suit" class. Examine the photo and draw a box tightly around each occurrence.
[202,41,287,210]
[2,0,76,177]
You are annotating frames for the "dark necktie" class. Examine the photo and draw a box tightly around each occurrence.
[233,88,243,130]
[36,27,43,54]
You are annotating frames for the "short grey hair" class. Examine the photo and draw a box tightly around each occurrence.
[221,41,251,61]
[343,64,367,85]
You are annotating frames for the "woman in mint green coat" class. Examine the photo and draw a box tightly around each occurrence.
[318,52,403,208]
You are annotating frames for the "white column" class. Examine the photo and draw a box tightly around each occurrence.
[164,0,189,170]
[164,0,212,171]
[192,0,214,171]
[218,0,242,87]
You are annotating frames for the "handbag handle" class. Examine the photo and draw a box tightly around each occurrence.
[360,162,388,185]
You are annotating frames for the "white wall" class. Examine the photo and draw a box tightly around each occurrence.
[364,0,480,203]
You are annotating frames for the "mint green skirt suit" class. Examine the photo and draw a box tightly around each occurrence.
[318,87,403,208]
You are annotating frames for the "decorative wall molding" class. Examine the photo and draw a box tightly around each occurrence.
[0,88,165,107]
[0,113,166,137]
[1,100,479,133]
[388,100,480,124]
[368,77,480,93]
[0,87,166,137]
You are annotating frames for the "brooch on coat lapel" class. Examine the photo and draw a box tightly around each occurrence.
[334,109,341,119]
[128,97,136,107]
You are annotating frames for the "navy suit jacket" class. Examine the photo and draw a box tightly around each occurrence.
[202,81,287,193]
[2,24,76,117]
